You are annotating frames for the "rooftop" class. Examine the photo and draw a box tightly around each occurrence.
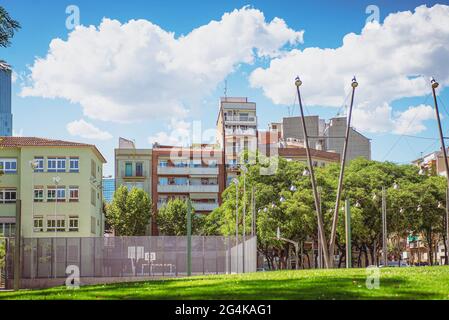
[0,136,107,162]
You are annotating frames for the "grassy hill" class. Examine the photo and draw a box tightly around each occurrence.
[1,266,449,300]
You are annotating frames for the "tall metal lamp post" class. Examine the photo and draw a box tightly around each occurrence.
[241,165,248,273]
[232,177,239,273]
[295,76,330,268]
[430,78,449,265]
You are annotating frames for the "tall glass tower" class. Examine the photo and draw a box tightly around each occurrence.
[0,61,12,136]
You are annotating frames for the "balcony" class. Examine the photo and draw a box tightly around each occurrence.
[157,166,218,175]
[192,202,219,211]
[121,171,147,179]
[224,116,256,125]
[225,128,257,136]
[157,184,219,193]
[189,184,219,193]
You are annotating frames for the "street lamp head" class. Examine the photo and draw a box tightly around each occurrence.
[290,185,297,192]
[372,193,378,201]
[438,201,444,209]
[417,204,423,212]
[351,76,358,88]
[355,200,361,208]
[240,164,248,173]
[295,76,302,87]
[263,207,268,212]
[393,182,399,190]
[271,202,276,209]
[280,196,286,203]
[431,77,439,89]
[302,168,310,177]
[399,207,405,214]
[232,178,239,186]
[418,168,425,176]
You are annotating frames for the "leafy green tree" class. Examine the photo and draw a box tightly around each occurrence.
[156,199,204,235]
[106,186,152,236]
[0,6,20,47]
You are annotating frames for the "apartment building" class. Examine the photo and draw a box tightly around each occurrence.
[152,143,225,234]
[114,137,152,195]
[0,61,12,136]
[412,148,449,177]
[258,131,340,166]
[216,97,258,186]
[279,115,371,161]
[0,137,106,238]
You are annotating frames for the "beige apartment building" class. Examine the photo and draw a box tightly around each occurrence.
[0,137,106,238]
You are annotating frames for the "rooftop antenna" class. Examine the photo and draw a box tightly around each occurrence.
[224,79,228,99]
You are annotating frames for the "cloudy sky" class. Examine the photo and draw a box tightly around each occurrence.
[2,0,449,176]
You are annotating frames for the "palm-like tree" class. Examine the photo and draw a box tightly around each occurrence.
[0,6,20,48]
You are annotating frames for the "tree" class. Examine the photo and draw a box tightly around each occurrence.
[106,186,152,236]
[0,6,20,48]
[156,199,204,235]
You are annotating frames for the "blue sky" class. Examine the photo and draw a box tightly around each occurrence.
[2,0,449,176]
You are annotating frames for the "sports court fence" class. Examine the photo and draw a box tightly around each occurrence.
[3,235,257,288]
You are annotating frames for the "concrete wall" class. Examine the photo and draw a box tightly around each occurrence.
[325,117,371,161]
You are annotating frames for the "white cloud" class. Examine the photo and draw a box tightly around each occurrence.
[249,4,449,134]
[21,7,303,123]
[353,104,435,135]
[148,119,192,146]
[66,119,113,140]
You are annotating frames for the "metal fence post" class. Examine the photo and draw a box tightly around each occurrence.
[14,199,21,290]
[187,200,192,276]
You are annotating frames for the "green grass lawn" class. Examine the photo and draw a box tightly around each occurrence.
[1,266,449,300]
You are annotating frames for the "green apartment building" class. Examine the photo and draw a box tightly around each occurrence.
[0,137,107,238]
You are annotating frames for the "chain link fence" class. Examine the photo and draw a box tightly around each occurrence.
[5,236,257,283]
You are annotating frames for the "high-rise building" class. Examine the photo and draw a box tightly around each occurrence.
[102,177,115,203]
[0,61,12,136]
[0,137,107,238]
[216,97,258,186]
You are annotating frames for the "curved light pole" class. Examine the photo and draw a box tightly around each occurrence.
[295,76,330,268]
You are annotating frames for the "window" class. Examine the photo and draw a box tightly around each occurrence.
[0,223,15,237]
[136,162,143,177]
[91,217,96,234]
[125,162,133,177]
[159,177,168,185]
[69,157,79,173]
[174,177,188,185]
[69,216,79,232]
[0,189,17,203]
[91,188,96,206]
[69,186,79,202]
[159,160,168,167]
[91,159,96,178]
[47,187,56,202]
[33,217,43,232]
[34,188,44,202]
[34,157,44,172]
[0,159,17,174]
[47,157,66,172]
[47,218,66,232]
[57,186,66,202]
